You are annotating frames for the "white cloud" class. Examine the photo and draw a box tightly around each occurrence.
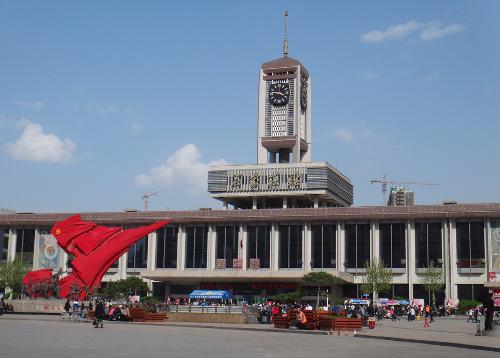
[129,122,145,135]
[361,70,378,81]
[361,20,420,43]
[6,122,76,162]
[15,100,45,110]
[334,129,354,143]
[419,22,465,41]
[134,144,227,194]
[361,20,465,43]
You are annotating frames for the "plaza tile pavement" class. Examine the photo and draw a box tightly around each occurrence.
[1,314,499,352]
[357,318,500,351]
[1,315,499,358]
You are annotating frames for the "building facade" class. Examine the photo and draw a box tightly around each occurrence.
[1,204,500,303]
[2,15,499,305]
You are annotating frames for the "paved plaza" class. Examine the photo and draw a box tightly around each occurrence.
[0,316,499,358]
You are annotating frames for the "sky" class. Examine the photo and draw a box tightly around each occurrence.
[0,0,499,212]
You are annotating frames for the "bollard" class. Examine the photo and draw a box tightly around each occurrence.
[475,318,482,336]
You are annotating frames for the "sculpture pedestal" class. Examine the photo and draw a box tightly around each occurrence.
[7,299,66,314]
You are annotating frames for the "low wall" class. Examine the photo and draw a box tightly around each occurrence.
[7,299,66,314]
[167,312,249,324]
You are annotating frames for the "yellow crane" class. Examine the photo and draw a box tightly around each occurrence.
[370,175,439,205]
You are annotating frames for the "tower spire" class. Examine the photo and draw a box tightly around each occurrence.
[283,11,288,57]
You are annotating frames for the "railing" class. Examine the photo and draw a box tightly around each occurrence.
[170,305,247,314]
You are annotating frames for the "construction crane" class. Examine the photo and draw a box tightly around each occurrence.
[141,192,158,210]
[370,175,439,205]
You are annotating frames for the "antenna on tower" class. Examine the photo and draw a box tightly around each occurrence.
[283,11,289,57]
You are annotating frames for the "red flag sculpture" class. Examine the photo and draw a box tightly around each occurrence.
[22,214,170,300]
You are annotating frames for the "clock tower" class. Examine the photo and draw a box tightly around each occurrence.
[208,12,353,209]
[257,11,311,164]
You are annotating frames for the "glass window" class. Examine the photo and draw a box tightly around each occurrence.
[379,223,406,269]
[0,228,8,262]
[15,229,35,266]
[311,224,336,269]
[185,226,208,269]
[216,225,239,268]
[456,222,485,269]
[345,224,370,269]
[156,227,178,269]
[457,284,487,302]
[415,223,442,268]
[247,225,271,269]
[279,225,302,269]
[127,236,148,270]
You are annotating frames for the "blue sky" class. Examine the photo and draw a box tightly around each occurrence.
[0,0,499,212]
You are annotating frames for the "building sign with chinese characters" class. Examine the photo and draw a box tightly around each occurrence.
[227,167,306,192]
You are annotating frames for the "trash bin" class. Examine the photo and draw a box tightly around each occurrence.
[260,310,271,324]
[368,318,376,329]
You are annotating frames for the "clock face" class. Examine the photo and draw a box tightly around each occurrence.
[268,82,290,106]
[300,83,307,110]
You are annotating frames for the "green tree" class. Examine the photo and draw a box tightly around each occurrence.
[102,276,150,301]
[360,258,392,304]
[303,271,339,308]
[271,291,303,303]
[0,259,29,297]
[419,262,444,307]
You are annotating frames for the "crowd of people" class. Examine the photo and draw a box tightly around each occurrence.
[63,298,137,326]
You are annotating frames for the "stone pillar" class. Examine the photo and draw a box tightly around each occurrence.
[208,225,216,271]
[177,226,186,271]
[271,223,279,271]
[371,221,379,261]
[222,201,228,210]
[148,231,157,271]
[283,197,288,209]
[33,227,40,270]
[119,254,127,280]
[313,198,319,209]
[304,223,311,271]
[337,223,345,272]
[252,198,258,210]
[241,225,247,271]
[7,228,17,261]
[407,220,415,301]
[447,220,457,300]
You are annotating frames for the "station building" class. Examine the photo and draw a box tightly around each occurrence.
[1,22,499,305]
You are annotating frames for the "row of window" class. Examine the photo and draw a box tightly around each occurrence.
[1,222,487,271]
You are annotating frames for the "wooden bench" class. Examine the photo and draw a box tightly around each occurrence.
[303,310,318,330]
[317,314,334,331]
[273,315,290,329]
[333,318,363,335]
[129,307,146,322]
[145,312,167,322]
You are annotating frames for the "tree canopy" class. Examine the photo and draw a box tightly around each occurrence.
[0,259,29,297]
[360,258,392,301]
[419,262,445,307]
[303,271,339,308]
[101,276,149,300]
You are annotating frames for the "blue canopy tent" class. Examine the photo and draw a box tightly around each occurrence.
[188,290,233,300]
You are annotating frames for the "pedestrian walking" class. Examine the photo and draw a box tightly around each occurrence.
[94,300,105,328]
[423,314,430,328]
